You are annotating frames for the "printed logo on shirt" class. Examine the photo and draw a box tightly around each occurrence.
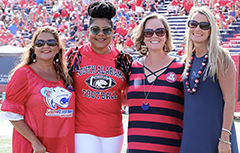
[82,89,117,100]
[76,65,124,81]
[76,65,124,100]
[41,86,73,117]
[83,75,118,100]
[85,75,116,90]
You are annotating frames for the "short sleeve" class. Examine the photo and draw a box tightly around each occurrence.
[1,111,24,121]
[1,67,29,115]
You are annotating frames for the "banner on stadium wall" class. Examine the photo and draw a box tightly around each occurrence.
[0,45,25,92]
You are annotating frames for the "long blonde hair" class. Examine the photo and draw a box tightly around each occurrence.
[183,6,233,80]
[132,13,173,55]
[10,26,72,87]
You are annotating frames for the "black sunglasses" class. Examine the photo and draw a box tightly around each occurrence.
[90,26,112,35]
[35,39,58,47]
[143,28,166,38]
[188,20,211,30]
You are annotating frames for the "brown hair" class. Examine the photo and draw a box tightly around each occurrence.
[132,13,173,55]
[10,26,72,87]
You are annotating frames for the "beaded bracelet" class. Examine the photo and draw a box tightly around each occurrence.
[222,128,232,135]
[219,138,231,145]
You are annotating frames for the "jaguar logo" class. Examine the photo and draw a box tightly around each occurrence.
[85,75,116,90]
[41,86,72,110]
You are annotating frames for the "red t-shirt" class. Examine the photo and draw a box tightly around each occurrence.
[218,0,228,6]
[115,26,124,35]
[130,3,136,11]
[128,22,136,29]
[136,0,143,6]
[66,4,74,12]
[61,9,69,18]
[36,9,41,15]
[171,0,181,6]
[5,33,13,41]
[52,11,60,18]
[220,14,226,21]
[119,3,129,12]
[28,0,37,6]
[1,65,75,153]
[184,1,193,11]
[58,24,68,33]
[72,44,125,137]
[0,34,6,41]
[203,0,210,5]
[124,37,134,47]
[19,0,26,8]
[2,0,9,5]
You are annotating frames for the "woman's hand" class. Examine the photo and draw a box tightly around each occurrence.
[218,141,231,153]
[32,138,46,153]
[10,120,47,153]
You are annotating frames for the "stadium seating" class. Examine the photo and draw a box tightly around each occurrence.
[157,2,240,54]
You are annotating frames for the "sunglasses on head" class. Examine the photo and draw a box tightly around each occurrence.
[143,28,166,38]
[35,39,58,47]
[90,26,112,35]
[188,20,211,30]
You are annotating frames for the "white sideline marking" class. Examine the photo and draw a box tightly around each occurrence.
[0,136,11,139]
[0,145,12,148]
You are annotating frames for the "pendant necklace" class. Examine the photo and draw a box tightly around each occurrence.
[142,78,156,111]
[142,64,168,111]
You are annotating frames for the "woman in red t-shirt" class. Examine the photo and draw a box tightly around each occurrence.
[66,2,132,153]
[1,26,75,153]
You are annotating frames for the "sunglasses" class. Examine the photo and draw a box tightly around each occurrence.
[143,28,166,38]
[90,26,112,35]
[35,39,58,47]
[188,20,211,30]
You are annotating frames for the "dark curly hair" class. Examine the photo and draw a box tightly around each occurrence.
[87,1,116,27]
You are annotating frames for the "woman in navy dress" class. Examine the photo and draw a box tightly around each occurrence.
[180,6,239,153]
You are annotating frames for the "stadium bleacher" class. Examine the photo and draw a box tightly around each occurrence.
[156,1,240,55]
[1,0,239,55]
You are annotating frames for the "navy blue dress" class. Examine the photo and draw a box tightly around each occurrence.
[180,54,239,153]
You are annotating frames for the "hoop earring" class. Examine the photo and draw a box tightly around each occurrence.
[140,45,148,55]
[31,53,36,63]
[54,52,60,63]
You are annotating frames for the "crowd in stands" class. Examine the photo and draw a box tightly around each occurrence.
[0,0,239,53]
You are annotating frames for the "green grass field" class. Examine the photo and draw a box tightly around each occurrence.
[0,114,129,153]
[0,137,11,153]
[0,115,239,153]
